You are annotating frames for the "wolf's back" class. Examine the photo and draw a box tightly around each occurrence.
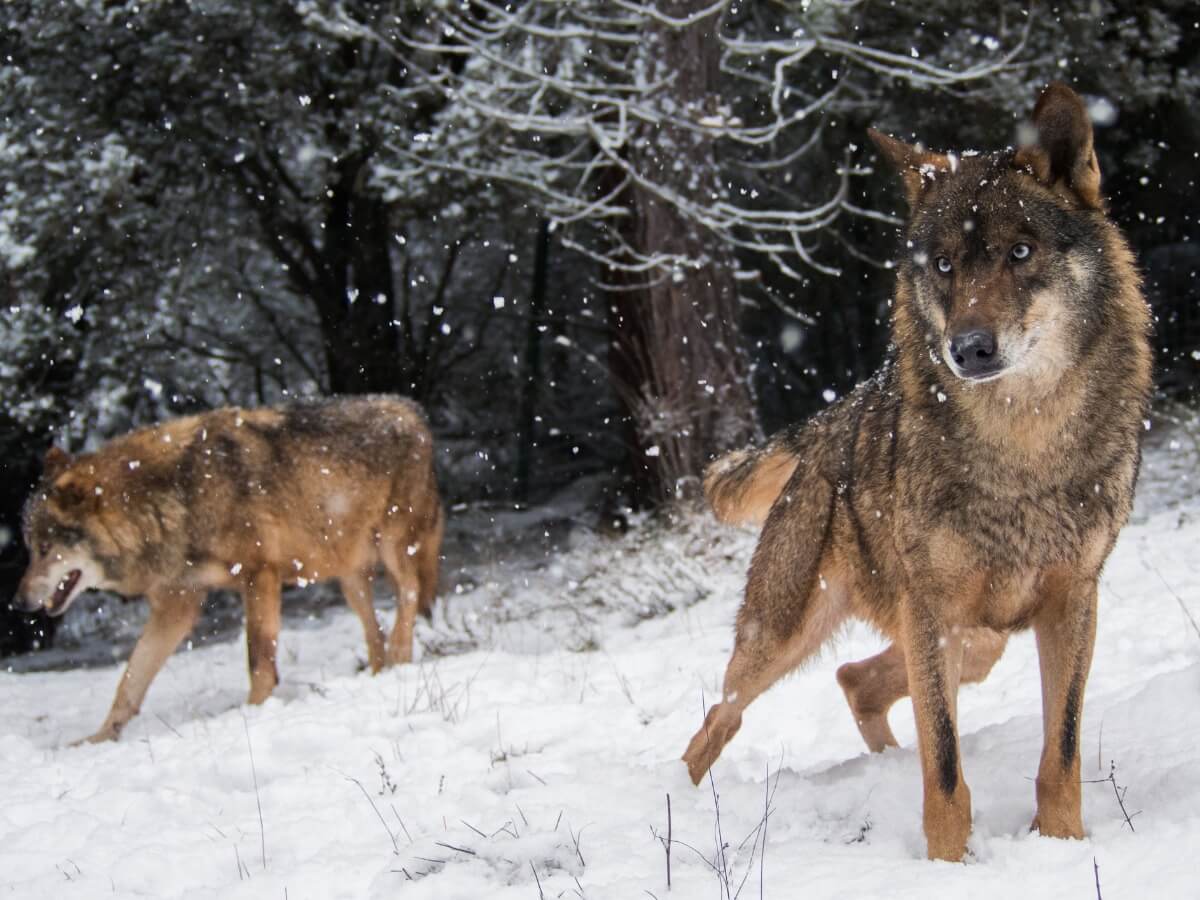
[704,438,800,526]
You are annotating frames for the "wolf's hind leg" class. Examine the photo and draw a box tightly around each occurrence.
[683,480,849,784]
[837,628,1007,753]
[340,571,387,673]
[86,588,204,743]
[836,642,905,753]
[380,543,420,666]
[415,508,443,619]
[244,569,282,705]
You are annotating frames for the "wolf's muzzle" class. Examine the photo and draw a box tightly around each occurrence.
[948,329,1002,380]
[10,587,44,614]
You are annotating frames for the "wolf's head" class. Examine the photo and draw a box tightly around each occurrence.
[15,447,121,617]
[872,83,1115,393]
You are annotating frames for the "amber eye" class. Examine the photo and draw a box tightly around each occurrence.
[935,256,953,275]
[1010,242,1033,262]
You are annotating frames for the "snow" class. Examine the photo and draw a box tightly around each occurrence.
[2,444,1199,898]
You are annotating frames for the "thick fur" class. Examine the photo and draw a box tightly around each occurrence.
[17,394,443,742]
[685,84,1153,861]
[704,441,800,526]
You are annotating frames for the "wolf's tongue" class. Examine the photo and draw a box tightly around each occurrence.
[48,570,81,615]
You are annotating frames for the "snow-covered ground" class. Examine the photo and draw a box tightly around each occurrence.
[2,439,1199,899]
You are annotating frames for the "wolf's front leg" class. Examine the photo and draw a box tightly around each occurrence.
[244,569,282,705]
[901,594,972,861]
[1030,571,1098,840]
[85,588,204,743]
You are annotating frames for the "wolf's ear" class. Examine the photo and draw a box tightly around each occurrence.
[43,446,72,480]
[48,478,90,513]
[867,128,951,208]
[1014,82,1102,209]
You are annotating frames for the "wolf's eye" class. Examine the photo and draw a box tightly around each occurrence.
[935,256,953,275]
[1010,242,1033,262]
[37,543,49,556]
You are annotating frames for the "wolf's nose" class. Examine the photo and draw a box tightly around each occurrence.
[949,329,998,377]
[10,591,42,614]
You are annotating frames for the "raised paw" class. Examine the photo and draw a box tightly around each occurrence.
[682,703,743,785]
[73,724,121,746]
[835,661,901,754]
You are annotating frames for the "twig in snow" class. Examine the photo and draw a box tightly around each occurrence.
[241,712,267,870]
[461,819,488,838]
[650,825,729,881]
[337,768,399,853]
[664,793,672,890]
[1141,555,1200,643]
[234,844,250,881]
[706,769,732,899]
[760,766,769,900]
[374,752,398,795]
[1105,761,1139,832]
[530,860,545,899]
[1094,856,1103,899]
[569,822,587,868]
[392,804,413,844]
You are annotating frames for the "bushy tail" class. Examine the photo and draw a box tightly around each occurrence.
[704,442,800,526]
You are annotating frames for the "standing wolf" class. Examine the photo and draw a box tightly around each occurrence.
[16,395,443,743]
[682,83,1152,861]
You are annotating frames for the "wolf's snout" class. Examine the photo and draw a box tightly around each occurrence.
[11,589,42,614]
[948,329,1000,379]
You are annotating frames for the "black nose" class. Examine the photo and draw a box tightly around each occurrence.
[948,329,1000,378]
[11,590,41,614]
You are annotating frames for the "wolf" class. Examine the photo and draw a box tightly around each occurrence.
[15,394,443,743]
[682,83,1153,861]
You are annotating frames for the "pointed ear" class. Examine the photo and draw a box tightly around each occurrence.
[43,446,72,480]
[48,478,91,514]
[867,128,951,208]
[1014,82,1102,208]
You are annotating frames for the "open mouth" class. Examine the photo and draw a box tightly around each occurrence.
[47,570,82,616]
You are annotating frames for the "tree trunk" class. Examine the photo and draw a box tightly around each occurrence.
[516,220,550,501]
[608,1,759,505]
[314,152,405,395]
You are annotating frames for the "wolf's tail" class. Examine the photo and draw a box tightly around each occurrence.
[704,438,800,526]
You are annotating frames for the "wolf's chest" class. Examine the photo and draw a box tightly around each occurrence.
[951,477,1118,571]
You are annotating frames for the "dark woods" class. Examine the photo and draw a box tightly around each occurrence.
[2,0,1197,653]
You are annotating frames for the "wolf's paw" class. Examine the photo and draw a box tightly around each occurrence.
[1030,814,1085,841]
[681,704,742,785]
[247,680,278,706]
[73,726,120,746]
[386,645,413,667]
[835,664,900,754]
[359,653,388,675]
